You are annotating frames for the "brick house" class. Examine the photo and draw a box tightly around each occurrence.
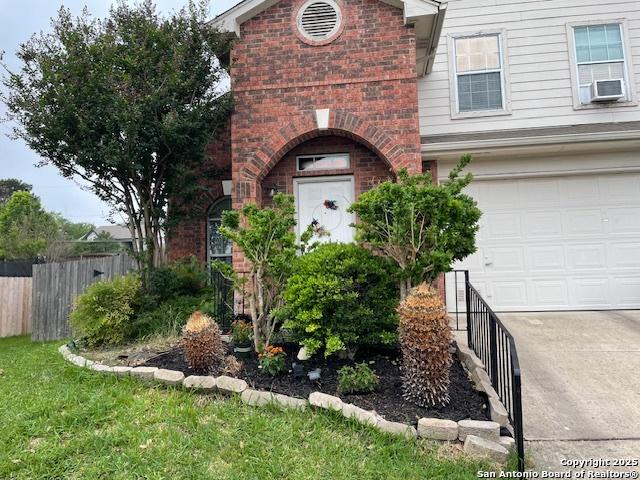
[168,0,445,274]
[169,0,640,312]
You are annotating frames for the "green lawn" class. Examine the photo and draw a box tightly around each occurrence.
[0,336,494,479]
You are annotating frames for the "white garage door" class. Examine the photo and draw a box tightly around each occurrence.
[446,172,640,311]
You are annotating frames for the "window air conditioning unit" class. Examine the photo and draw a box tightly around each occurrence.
[590,79,625,102]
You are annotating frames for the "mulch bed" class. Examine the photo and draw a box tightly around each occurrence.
[142,342,490,424]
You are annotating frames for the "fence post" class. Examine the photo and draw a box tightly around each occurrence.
[464,270,472,348]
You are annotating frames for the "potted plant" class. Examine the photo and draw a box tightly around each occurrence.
[231,319,253,356]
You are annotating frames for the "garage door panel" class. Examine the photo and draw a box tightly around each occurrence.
[571,278,610,307]
[609,243,640,269]
[567,244,607,270]
[491,281,528,308]
[485,212,522,239]
[565,176,600,204]
[607,207,640,233]
[529,245,565,271]
[481,182,519,208]
[519,178,562,207]
[564,209,606,235]
[447,171,640,311]
[613,277,640,306]
[463,250,485,271]
[531,279,570,307]
[600,175,640,201]
[525,211,563,237]
[487,246,526,272]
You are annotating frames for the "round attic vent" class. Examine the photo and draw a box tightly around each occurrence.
[297,0,342,42]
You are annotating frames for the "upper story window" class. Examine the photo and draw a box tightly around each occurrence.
[571,23,631,105]
[297,153,349,172]
[567,21,637,109]
[296,0,343,44]
[449,31,511,119]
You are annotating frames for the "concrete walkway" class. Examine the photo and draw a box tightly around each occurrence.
[500,311,640,472]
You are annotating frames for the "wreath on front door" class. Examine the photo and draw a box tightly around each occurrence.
[323,199,338,210]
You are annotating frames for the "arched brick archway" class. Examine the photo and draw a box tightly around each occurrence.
[235,110,414,184]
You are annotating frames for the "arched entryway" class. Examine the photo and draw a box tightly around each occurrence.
[260,135,394,243]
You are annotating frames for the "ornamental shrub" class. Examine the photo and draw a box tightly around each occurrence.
[279,243,399,357]
[145,256,210,300]
[69,273,141,347]
[337,363,378,395]
[397,283,452,407]
[182,311,225,373]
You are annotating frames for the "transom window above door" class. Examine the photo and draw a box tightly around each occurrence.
[449,32,511,118]
[296,153,350,172]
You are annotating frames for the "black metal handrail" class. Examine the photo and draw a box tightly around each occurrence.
[454,270,525,472]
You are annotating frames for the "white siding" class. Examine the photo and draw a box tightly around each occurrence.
[419,0,640,136]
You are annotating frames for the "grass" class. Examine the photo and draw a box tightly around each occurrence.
[0,336,496,479]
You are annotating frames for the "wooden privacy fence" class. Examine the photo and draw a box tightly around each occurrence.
[31,255,137,341]
[0,276,32,338]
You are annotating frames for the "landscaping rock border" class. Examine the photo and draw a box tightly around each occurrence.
[57,342,513,465]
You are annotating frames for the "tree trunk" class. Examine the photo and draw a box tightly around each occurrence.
[399,278,413,301]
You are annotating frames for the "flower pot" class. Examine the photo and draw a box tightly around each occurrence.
[233,342,253,357]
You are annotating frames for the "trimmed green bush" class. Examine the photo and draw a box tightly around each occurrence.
[146,256,210,300]
[279,243,399,357]
[69,273,141,346]
[337,363,378,395]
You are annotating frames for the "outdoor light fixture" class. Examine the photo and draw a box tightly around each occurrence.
[267,186,279,197]
[222,180,232,196]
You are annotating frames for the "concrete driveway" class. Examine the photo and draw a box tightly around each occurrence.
[500,311,640,472]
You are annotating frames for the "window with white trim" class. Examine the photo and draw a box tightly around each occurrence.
[572,23,629,104]
[296,153,349,172]
[453,34,505,113]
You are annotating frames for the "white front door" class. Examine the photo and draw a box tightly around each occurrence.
[294,176,356,244]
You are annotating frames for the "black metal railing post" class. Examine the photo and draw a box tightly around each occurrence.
[489,313,499,390]
[513,367,525,471]
[464,270,472,348]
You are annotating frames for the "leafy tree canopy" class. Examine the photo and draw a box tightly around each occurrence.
[0,191,58,260]
[2,0,232,275]
[348,155,482,299]
[0,178,32,204]
[52,214,94,240]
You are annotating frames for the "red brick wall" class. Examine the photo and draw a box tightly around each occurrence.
[230,0,422,272]
[167,121,232,263]
[261,135,393,205]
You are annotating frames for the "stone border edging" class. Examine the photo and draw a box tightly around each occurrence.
[455,343,511,429]
[57,343,514,464]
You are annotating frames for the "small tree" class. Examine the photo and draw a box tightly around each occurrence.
[216,194,299,352]
[3,1,232,277]
[348,155,481,299]
[0,191,58,260]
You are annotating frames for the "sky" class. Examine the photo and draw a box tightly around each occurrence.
[0,0,241,226]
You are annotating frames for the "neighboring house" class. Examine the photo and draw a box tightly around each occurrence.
[82,225,137,251]
[168,0,640,312]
